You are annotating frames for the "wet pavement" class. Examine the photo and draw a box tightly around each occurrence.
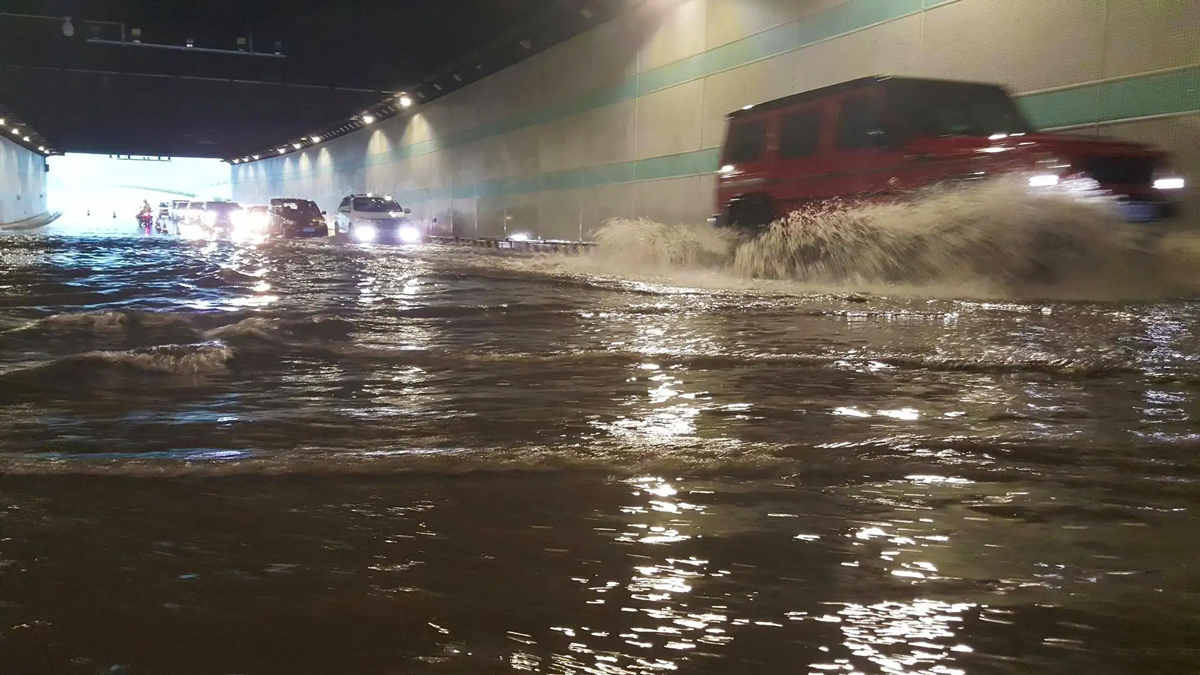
[1,221,1200,674]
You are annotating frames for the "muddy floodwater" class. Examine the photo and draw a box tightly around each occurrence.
[3,196,1200,674]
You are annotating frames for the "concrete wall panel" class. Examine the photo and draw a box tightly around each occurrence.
[632,175,707,225]
[580,99,637,168]
[637,0,707,72]
[920,0,1106,93]
[0,136,47,225]
[705,0,850,50]
[635,78,704,160]
[1104,0,1200,78]
[234,0,1200,238]
[581,182,635,238]
[477,195,507,238]
[538,188,583,241]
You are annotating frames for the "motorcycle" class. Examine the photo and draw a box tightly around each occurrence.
[136,211,154,234]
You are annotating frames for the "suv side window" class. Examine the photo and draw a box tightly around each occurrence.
[338,197,351,212]
[728,120,767,162]
[779,108,822,158]
[837,97,885,149]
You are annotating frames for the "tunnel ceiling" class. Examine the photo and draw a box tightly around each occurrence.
[0,0,629,159]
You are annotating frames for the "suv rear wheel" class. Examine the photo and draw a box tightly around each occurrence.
[727,195,776,231]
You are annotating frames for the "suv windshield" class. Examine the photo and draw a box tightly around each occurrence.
[206,202,241,214]
[894,82,1032,138]
[272,199,321,216]
[352,197,402,212]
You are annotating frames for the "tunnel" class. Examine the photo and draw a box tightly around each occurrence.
[3,2,1200,675]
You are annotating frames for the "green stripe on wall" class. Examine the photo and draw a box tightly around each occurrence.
[238,0,1200,203]
[1020,68,1200,129]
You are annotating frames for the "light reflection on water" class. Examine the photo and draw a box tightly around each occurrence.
[0,233,1199,673]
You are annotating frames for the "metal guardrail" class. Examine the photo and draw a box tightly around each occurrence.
[427,236,594,253]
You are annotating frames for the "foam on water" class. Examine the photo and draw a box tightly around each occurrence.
[554,179,1200,300]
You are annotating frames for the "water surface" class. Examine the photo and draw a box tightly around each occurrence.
[2,213,1200,674]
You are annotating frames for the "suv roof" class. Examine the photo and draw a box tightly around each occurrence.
[725,75,1011,119]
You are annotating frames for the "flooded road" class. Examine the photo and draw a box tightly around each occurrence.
[3,212,1200,673]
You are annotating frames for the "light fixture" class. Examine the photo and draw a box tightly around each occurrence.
[11,128,19,135]
[0,118,6,126]
[292,142,302,150]
[397,94,412,108]
[252,154,260,160]
[433,83,442,91]
[361,114,376,124]
[519,38,532,49]
[186,38,194,48]
[62,16,75,37]
[310,135,320,143]
[1154,177,1185,190]
[23,136,30,142]
[37,146,44,152]
[277,148,286,154]
[452,73,463,82]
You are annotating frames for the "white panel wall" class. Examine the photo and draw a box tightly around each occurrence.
[233,0,1200,237]
[0,136,47,225]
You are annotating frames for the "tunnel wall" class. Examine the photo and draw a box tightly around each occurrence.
[232,0,1200,237]
[0,135,48,226]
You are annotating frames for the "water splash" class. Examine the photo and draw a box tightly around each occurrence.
[575,179,1199,300]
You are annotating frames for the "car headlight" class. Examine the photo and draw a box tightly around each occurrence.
[1028,174,1060,188]
[203,211,217,226]
[398,225,420,243]
[1154,177,1185,191]
[354,224,377,241]
[230,209,248,228]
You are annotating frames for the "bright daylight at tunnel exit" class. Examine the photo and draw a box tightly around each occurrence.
[1,0,1200,673]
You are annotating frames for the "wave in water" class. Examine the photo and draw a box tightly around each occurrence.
[557,179,1200,300]
[2,342,233,382]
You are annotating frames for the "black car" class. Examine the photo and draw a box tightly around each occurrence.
[269,198,329,238]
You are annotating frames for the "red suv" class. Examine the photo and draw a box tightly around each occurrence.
[715,76,1185,229]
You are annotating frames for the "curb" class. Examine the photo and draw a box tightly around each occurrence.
[0,211,63,231]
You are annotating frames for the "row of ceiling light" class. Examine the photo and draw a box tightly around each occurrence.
[0,114,58,157]
[229,92,417,165]
[227,2,603,166]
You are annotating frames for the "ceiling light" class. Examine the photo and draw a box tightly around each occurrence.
[11,128,19,135]
[361,114,376,124]
[310,135,320,143]
[37,146,44,152]
[252,154,260,160]
[23,136,30,142]
[277,148,286,154]
[519,38,532,49]
[0,119,5,126]
[62,17,75,37]
[232,158,240,164]
[452,73,463,82]
[292,142,302,150]
[397,94,412,108]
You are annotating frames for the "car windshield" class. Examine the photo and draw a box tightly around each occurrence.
[273,200,321,216]
[352,197,402,212]
[206,202,241,214]
[894,82,1033,138]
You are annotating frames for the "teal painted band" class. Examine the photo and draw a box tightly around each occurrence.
[237,0,1199,202]
[1020,68,1200,129]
